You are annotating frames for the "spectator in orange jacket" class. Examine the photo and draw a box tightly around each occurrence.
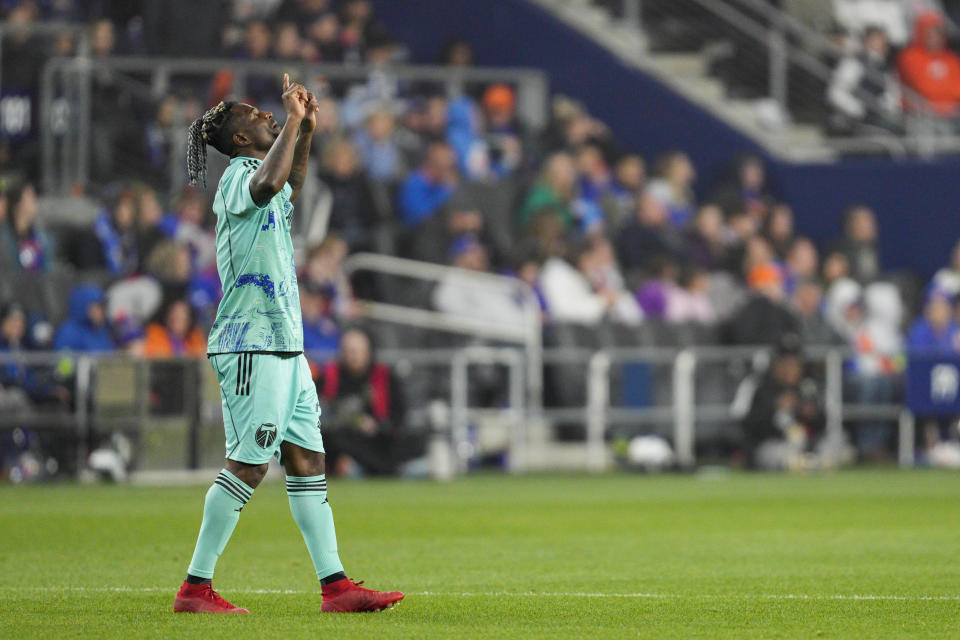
[143,299,206,358]
[898,12,960,116]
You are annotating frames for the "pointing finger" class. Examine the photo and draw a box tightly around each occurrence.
[283,73,290,91]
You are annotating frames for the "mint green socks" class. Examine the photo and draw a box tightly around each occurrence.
[186,469,253,579]
[286,475,344,580]
[185,471,343,583]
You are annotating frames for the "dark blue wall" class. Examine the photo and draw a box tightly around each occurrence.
[373,0,960,277]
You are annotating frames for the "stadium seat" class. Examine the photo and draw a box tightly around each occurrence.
[40,270,83,327]
[688,322,721,345]
[11,274,48,319]
[608,322,641,347]
[0,274,13,306]
[543,322,594,408]
[637,320,681,347]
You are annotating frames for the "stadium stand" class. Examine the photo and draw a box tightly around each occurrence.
[3,0,960,479]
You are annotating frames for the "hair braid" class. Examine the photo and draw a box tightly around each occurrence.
[186,117,207,188]
[186,101,236,188]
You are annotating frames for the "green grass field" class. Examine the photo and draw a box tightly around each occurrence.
[2,470,959,639]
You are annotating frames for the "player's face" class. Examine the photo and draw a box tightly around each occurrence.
[234,103,281,151]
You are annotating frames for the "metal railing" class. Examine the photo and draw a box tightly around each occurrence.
[342,252,544,412]
[38,55,549,196]
[611,0,960,158]
[0,20,89,102]
[0,352,207,474]
[450,346,527,472]
[0,343,915,479]
[0,21,89,181]
[578,345,854,470]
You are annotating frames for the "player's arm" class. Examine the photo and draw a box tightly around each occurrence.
[289,92,319,203]
[249,74,307,207]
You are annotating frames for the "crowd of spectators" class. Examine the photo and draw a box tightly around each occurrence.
[624,0,960,138]
[4,0,960,469]
[823,3,960,135]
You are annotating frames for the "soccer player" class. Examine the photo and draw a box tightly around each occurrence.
[173,75,404,614]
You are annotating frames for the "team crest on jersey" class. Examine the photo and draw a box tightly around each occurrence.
[255,423,278,449]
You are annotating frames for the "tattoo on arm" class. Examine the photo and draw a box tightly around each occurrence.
[288,133,312,203]
[249,119,300,206]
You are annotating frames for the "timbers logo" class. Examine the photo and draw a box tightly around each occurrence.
[255,423,278,448]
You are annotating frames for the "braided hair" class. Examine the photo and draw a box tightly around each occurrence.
[186,101,237,188]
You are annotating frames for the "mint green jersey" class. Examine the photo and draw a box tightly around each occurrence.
[208,156,303,354]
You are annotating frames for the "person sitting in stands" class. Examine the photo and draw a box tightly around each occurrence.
[0,303,69,408]
[54,284,116,352]
[519,152,581,231]
[828,26,901,133]
[1,184,53,273]
[316,327,422,476]
[143,299,207,358]
[317,139,378,252]
[432,235,529,328]
[353,108,405,182]
[709,154,774,222]
[301,281,343,358]
[94,189,141,276]
[907,292,960,353]
[541,235,643,326]
[898,12,960,118]
[791,279,841,346]
[725,263,799,346]
[397,141,458,228]
[684,203,727,272]
[829,205,882,284]
[644,150,696,227]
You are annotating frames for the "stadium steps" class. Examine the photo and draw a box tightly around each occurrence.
[527,0,835,162]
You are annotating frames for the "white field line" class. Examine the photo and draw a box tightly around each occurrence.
[1,586,958,602]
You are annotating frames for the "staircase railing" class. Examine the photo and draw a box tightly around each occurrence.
[613,0,960,157]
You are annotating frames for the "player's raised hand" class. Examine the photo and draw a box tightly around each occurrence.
[299,92,320,134]
[281,73,307,122]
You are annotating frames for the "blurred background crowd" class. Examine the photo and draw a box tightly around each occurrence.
[4,0,960,478]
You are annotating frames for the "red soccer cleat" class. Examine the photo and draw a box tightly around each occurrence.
[321,578,404,613]
[173,581,250,614]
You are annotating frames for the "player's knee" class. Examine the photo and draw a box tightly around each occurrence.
[224,460,269,488]
[283,446,325,477]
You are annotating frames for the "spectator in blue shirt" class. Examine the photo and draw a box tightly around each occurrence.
[53,284,115,352]
[94,189,139,276]
[300,282,342,356]
[398,141,458,228]
[0,303,54,404]
[907,293,960,353]
[446,95,488,180]
[353,108,405,182]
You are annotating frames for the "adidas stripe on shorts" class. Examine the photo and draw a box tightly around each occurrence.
[209,353,324,464]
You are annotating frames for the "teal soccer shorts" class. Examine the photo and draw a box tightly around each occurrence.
[209,353,324,464]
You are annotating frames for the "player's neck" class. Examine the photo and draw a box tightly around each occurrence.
[232,149,268,161]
